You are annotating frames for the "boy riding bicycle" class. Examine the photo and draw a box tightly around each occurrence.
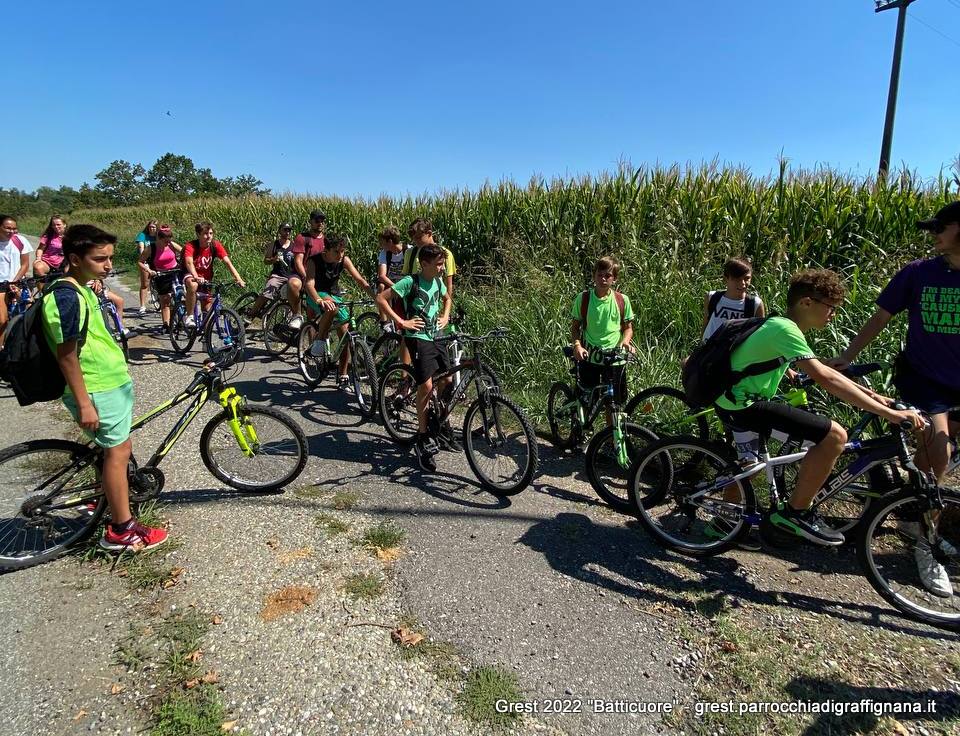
[182,221,246,326]
[713,269,923,546]
[376,244,452,472]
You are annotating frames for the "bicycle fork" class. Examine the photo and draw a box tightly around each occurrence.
[220,387,257,457]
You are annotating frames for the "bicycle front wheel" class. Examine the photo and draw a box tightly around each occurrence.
[170,305,196,354]
[584,422,660,513]
[350,338,378,417]
[546,382,580,450]
[371,331,403,373]
[297,322,325,387]
[262,300,295,356]
[630,436,755,557]
[354,311,382,345]
[0,440,105,572]
[463,393,539,496]
[199,405,308,492]
[232,291,259,320]
[625,386,710,441]
[378,363,419,445]
[857,488,960,631]
[204,306,245,360]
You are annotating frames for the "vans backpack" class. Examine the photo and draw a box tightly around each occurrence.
[681,317,785,407]
[707,291,759,319]
[0,280,90,406]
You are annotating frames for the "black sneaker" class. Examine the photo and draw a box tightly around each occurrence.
[415,435,439,472]
[769,505,845,546]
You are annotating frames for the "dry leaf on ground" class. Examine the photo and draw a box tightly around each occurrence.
[73,709,88,721]
[391,627,425,648]
[110,683,125,695]
[375,546,403,563]
[720,641,739,653]
[185,678,200,690]
[202,670,220,684]
[211,614,224,625]
[185,649,203,663]
[260,585,318,622]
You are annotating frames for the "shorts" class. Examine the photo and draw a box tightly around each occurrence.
[716,401,832,462]
[577,361,628,403]
[62,381,134,449]
[154,273,178,296]
[405,337,450,385]
[262,274,290,300]
[305,292,348,325]
[894,357,960,416]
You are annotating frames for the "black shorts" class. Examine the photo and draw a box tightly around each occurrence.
[577,361,628,403]
[154,273,178,296]
[716,401,832,445]
[893,357,960,416]
[405,337,450,386]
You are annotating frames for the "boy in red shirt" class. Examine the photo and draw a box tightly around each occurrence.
[182,221,245,326]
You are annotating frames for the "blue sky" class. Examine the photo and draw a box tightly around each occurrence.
[6,0,960,198]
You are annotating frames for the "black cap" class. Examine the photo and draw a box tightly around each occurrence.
[917,201,960,231]
[279,222,293,230]
[309,209,326,223]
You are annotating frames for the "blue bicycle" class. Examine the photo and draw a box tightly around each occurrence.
[169,279,246,361]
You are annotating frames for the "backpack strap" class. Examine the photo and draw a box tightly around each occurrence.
[404,273,422,319]
[402,246,419,276]
[744,295,758,318]
[579,290,590,325]
[708,290,724,316]
[10,235,25,253]
[614,291,625,325]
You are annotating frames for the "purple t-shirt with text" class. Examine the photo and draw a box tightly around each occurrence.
[876,257,960,389]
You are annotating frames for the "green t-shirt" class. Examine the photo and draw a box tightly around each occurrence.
[391,274,447,342]
[41,279,131,396]
[715,316,815,411]
[570,289,634,360]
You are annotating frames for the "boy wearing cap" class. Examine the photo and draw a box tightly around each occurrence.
[832,201,960,596]
[247,223,304,328]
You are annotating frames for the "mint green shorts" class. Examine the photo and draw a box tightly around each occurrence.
[63,381,135,449]
[305,292,349,325]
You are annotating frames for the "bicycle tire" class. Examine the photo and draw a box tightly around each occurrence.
[350,338,379,417]
[378,363,419,445]
[630,435,756,557]
[625,386,710,441]
[199,405,308,492]
[0,439,105,572]
[149,282,161,312]
[857,487,960,631]
[546,382,580,450]
[203,306,246,361]
[354,311,382,345]
[584,422,660,513]
[170,304,196,354]
[371,331,403,373]
[262,300,295,356]
[297,322,324,388]
[463,393,539,496]
[232,290,259,317]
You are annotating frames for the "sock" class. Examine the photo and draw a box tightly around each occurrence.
[111,517,136,533]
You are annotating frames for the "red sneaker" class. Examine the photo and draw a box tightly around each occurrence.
[99,519,168,552]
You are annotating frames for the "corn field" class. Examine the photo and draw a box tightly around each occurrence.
[70,162,959,420]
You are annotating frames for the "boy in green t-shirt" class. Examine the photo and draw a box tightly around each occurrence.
[376,244,452,472]
[42,225,167,552]
[569,256,635,423]
[714,269,922,546]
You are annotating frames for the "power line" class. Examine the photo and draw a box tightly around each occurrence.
[909,11,960,47]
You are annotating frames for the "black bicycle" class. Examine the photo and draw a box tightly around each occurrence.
[0,354,308,572]
[378,328,537,495]
[170,281,246,361]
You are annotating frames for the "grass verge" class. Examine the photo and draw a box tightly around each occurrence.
[457,665,524,730]
[342,572,384,600]
[314,512,349,537]
[358,521,406,552]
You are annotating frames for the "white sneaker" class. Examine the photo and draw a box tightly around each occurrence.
[309,339,327,358]
[914,539,954,598]
[288,315,304,329]
[184,315,196,328]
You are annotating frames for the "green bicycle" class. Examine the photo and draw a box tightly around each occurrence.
[0,355,308,572]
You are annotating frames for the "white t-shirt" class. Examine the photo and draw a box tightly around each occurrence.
[703,291,760,340]
[377,244,410,283]
[0,235,34,282]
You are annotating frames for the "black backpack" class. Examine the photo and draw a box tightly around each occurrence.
[681,317,785,407]
[0,280,90,406]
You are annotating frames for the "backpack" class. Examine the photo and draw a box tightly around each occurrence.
[681,317,785,407]
[0,280,90,406]
[9,234,26,253]
[708,291,758,320]
[578,290,626,331]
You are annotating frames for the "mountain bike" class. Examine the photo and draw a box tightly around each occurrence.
[378,328,538,495]
[170,281,245,361]
[233,286,306,358]
[296,299,378,417]
[0,354,308,572]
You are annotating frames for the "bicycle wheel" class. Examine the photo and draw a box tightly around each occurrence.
[262,300,295,356]
[378,363,419,445]
[354,311,382,345]
[199,405,308,492]
[546,382,581,450]
[204,306,246,360]
[297,322,325,387]
[232,291,259,320]
[584,422,660,513]
[0,440,105,571]
[170,304,196,354]
[625,386,710,441]
[857,488,960,630]
[463,393,539,496]
[629,436,756,556]
[350,338,378,417]
[149,281,161,312]
[371,331,403,373]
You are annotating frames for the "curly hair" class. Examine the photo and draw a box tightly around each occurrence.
[407,217,433,240]
[378,226,402,245]
[786,268,846,308]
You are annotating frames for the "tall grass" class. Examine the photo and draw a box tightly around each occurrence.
[73,162,958,418]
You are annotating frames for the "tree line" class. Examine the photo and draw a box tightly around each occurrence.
[1,153,269,220]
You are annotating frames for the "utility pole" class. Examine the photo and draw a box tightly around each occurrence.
[875,0,918,182]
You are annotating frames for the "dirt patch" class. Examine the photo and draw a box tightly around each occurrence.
[274,547,313,564]
[260,585,318,622]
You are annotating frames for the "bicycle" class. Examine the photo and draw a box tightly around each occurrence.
[170,280,246,361]
[377,328,538,495]
[96,272,134,362]
[0,353,308,572]
[296,298,379,417]
[233,286,304,357]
